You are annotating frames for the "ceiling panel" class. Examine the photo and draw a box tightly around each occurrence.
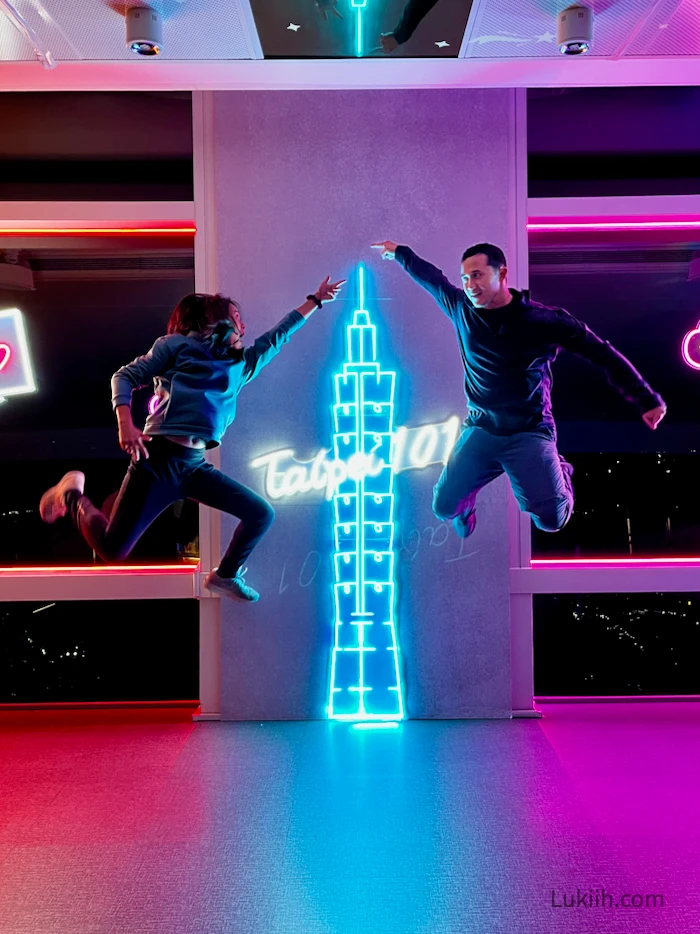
[0,0,699,87]
[0,0,260,63]
[0,0,82,62]
[462,0,695,59]
[628,0,700,56]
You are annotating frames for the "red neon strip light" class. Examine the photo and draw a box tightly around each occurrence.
[531,557,700,566]
[0,226,197,236]
[527,219,700,232]
[0,564,198,574]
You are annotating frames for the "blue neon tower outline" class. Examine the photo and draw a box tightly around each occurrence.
[351,0,367,57]
[328,266,404,722]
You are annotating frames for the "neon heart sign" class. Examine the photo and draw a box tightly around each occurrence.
[682,320,700,370]
[0,308,36,401]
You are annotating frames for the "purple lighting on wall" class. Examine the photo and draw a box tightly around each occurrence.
[528,218,700,232]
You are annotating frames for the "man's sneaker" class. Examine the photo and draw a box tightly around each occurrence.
[39,471,85,524]
[452,510,476,540]
[204,568,260,603]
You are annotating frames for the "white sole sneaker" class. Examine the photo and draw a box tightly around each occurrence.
[39,471,85,524]
[204,569,259,603]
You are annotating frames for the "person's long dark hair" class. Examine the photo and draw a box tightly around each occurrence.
[167,293,241,336]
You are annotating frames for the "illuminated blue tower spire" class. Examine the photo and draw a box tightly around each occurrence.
[328,266,404,722]
[351,0,368,57]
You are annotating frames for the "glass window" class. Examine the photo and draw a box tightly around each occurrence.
[0,254,197,565]
[530,245,700,558]
[532,453,700,558]
[0,92,193,200]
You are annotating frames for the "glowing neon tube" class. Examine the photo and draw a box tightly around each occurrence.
[328,265,404,722]
[351,0,368,57]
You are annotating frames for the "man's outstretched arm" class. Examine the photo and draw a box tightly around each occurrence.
[379,0,440,51]
[553,308,667,429]
[371,240,463,320]
[393,0,440,44]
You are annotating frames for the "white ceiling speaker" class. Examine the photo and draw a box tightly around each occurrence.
[557,5,593,56]
[126,6,163,57]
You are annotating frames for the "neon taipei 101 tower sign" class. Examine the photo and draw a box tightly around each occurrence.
[328,266,402,722]
[251,266,461,723]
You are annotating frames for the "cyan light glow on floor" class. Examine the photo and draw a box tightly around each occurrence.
[328,265,404,722]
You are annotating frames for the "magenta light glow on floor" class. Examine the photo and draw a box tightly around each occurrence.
[1,704,699,932]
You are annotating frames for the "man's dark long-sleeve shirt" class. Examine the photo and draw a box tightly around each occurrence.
[396,246,664,436]
[392,0,440,44]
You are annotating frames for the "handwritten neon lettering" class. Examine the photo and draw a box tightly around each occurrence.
[251,415,461,501]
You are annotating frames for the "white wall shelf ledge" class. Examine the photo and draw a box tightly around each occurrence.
[0,565,200,601]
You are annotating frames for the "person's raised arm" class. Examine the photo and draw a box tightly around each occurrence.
[379,0,441,51]
[552,308,667,430]
[243,276,345,384]
[111,336,176,460]
[371,240,463,320]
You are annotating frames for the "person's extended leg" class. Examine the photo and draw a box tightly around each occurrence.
[39,440,188,561]
[183,463,275,602]
[432,426,504,538]
[500,431,574,533]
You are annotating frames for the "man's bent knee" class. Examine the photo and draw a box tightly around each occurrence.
[432,488,459,522]
[530,496,573,533]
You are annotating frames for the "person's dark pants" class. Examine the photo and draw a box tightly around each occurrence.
[432,426,574,534]
[66,438,274,577]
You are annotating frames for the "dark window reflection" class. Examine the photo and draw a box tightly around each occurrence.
[0,267,198,566]
[250,0,471,58]
[0,459,198,566]
[534,593,700,696]
[533,453,700,558]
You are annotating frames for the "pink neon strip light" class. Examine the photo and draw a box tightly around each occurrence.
[0,226,197,236]
[531,557,700,566]
[0,564,199,574]
[527,219,700,232]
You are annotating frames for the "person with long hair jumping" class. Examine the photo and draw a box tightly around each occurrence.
[39,278,345,602]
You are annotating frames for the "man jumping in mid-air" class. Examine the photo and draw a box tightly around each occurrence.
[371,240,666,538]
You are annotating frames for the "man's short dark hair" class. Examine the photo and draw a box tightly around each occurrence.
[461,243,507,270]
